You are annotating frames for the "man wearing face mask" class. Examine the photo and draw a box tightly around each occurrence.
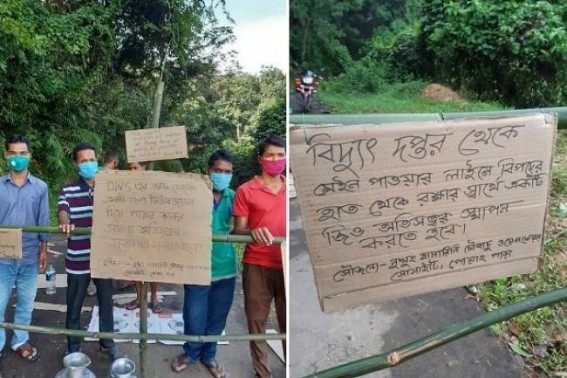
[171,150,236,377]
[232,135,286,378]
[58,142,122,360]
[86,150,119,297]
[0,135,49,369]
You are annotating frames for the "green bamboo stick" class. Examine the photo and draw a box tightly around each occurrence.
[0,226,285,244]
[0,322,285,342]
[140,281,148,378]
[304,287,567,378]
[290,107,567,130]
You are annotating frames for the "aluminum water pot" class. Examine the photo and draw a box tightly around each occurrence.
[55,352,96,378]
[109,357,137,378]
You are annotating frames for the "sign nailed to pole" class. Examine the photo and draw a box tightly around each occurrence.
[290,113,556,312]
[91,170,212,285]
[125,126,188,163]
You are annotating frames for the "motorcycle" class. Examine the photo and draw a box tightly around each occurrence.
[294,71,320,113]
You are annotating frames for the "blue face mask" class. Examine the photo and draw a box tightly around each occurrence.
[210,172,232,192]
[6,155,30,172]
[78,161,99,180]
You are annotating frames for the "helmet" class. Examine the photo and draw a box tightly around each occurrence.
[302,70,315,84]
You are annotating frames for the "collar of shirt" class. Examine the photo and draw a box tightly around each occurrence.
[77,176,94,191]
[249,175,286,194]
[3,172,35,186]
[213,187,232,209]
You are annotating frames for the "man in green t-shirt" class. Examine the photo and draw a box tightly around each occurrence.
[171,150,236,378]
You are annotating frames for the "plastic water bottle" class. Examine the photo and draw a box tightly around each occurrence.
[46,263,56,295]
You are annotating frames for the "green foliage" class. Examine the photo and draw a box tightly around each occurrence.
[169,66,285,183]
[291,0,567,108]
[222,139,257,189]
[366,22,423,81]
[152,160,184,173]
[254,96,286,142]
[290,0,422,74]
[551,131,567,199]
[323,57,390,94]
[289,0,357,74]
[0,0,285,226]
[418,0,567,107]
[212,72,262,140]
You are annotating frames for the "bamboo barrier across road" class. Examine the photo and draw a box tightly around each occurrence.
[0,225,286,378]
[1,226,285,244]
[290,107,567,130]
[303,287,567,378]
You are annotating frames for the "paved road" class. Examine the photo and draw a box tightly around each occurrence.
[1,235,285,378]
[289,91,330,115]
[289,199,526,378]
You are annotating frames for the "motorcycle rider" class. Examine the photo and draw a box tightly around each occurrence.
[294,70,321,113]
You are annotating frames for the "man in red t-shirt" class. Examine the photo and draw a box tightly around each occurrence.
[233,135,286,378]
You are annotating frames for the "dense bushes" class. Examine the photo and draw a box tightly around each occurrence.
[418,0,567,107]
[293,0,567,108]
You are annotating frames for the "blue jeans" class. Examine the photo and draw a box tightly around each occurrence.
[0,261,38,355]
[183,277,236,363]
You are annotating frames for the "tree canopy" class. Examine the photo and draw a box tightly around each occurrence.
[1,0,285,195]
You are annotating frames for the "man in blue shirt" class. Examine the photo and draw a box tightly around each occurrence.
[171,150,237,378]
[0,135,49,367]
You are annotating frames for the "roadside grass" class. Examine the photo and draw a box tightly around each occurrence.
[480,130,567,377]
[317,81,506,114]
[235,242,245,271]
[316,81,567,376]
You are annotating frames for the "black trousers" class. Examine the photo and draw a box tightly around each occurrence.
[66,274,115,352]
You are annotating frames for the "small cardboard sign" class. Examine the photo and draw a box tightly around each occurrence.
[0,228,22,259]
[91,170,212,285]
[125,126,188,163]
[290,113,556,312]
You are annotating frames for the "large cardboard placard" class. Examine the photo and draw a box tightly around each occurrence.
[0,229,22,259]
[290,113,556,312]
[91,170,212,285]
[125,126,188,163]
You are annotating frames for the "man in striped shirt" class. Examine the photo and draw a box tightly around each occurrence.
[58,142,122,360]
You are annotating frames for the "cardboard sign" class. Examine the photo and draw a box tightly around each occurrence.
[290,113,556,312]
[125,126,188,163]
[91,170,212,285]
[0,229,22,259]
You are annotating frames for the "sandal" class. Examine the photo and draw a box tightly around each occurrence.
[150,301,163,314]
[203,359,226,378]
[124,299,140,311]
[171,353,196,373]
[14,342,40,362]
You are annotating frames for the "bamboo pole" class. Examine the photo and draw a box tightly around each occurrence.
[0,322,285,342]
[0,224,285,377]
[290,107,567,130]
[0,226,285,244]
[150,80,165,131]
[303,287,567,378]
[139,281,148,378]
